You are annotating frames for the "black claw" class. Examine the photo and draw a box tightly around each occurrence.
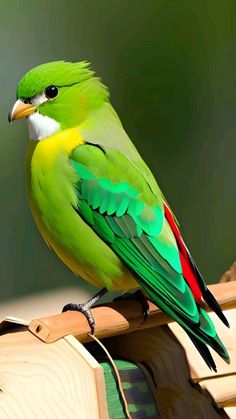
[114,289,149,322]
[134,289,150,321]
[62,303,96,334]
[62,303,81,312]
[62,288,107,335]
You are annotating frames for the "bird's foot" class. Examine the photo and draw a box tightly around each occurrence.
[62,287,107,335]
[62,303,95,334]
[114,289,149,322]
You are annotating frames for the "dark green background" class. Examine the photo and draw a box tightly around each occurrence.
[0,0,235,302]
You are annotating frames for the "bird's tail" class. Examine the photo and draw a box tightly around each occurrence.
[137,279,230,372]
[183,306,230,372]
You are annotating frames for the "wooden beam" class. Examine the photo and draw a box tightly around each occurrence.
[28,282,236,344]
[0,329,108,419]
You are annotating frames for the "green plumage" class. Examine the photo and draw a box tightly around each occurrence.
[17,61,95,99]
[11,60,230,371]
[70,144,229,367]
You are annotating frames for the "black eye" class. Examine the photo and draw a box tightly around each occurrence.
[45,85,58,99]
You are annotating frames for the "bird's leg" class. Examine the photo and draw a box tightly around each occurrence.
[62,287,107,334]
[114,289,149,321]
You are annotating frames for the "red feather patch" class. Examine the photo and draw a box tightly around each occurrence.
[164,204,202,303]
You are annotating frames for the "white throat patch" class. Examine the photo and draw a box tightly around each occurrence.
[27,112,60,141]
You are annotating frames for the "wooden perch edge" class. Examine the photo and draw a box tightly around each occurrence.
[29,281,236,344]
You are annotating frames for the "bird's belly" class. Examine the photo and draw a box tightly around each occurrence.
[31,201,137,291]
[26,139,137,292]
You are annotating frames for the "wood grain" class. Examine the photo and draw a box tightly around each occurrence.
[29,282,236,344]
[1,282,235,418]
[0,328,108,419]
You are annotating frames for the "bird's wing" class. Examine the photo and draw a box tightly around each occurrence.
[70,143,229,368]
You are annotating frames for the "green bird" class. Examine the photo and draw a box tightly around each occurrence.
[9,61,229,371]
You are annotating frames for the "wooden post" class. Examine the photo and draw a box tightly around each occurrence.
[28,282,236,343]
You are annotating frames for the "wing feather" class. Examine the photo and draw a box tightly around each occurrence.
[70,144,229,366]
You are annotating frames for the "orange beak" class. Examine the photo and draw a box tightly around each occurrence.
[8,100,36,123]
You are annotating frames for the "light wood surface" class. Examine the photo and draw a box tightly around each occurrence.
[225,407,236,419]
[1,282,235,418]
[170,308,236,378]
[27,281,236,417]
[199,376,236,408]
[0,328,108,419]
[28,282,236,343]
[169,308,236,417]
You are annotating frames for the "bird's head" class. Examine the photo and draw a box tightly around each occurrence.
[9,61,108,141]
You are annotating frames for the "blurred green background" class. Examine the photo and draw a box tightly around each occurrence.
[0,0,235,303]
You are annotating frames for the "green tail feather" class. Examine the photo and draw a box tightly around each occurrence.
[71,150,230,371]
[185,331,217,372]
[135,277,230,369]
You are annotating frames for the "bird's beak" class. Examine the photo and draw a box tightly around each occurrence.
[8,99,36,123]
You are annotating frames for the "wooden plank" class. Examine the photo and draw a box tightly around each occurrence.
[169,308,236,379]
[64,335,108,419]
[225,407,236,419]
[198,375,236,408]
[28,282,236,343]
[0,328,108,419]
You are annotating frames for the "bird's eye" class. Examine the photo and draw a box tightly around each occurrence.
[45,85,58,99]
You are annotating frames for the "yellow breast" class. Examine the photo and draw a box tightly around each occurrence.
[26,126,84,165]
[25,126,86,276]
[25,127,138,292]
